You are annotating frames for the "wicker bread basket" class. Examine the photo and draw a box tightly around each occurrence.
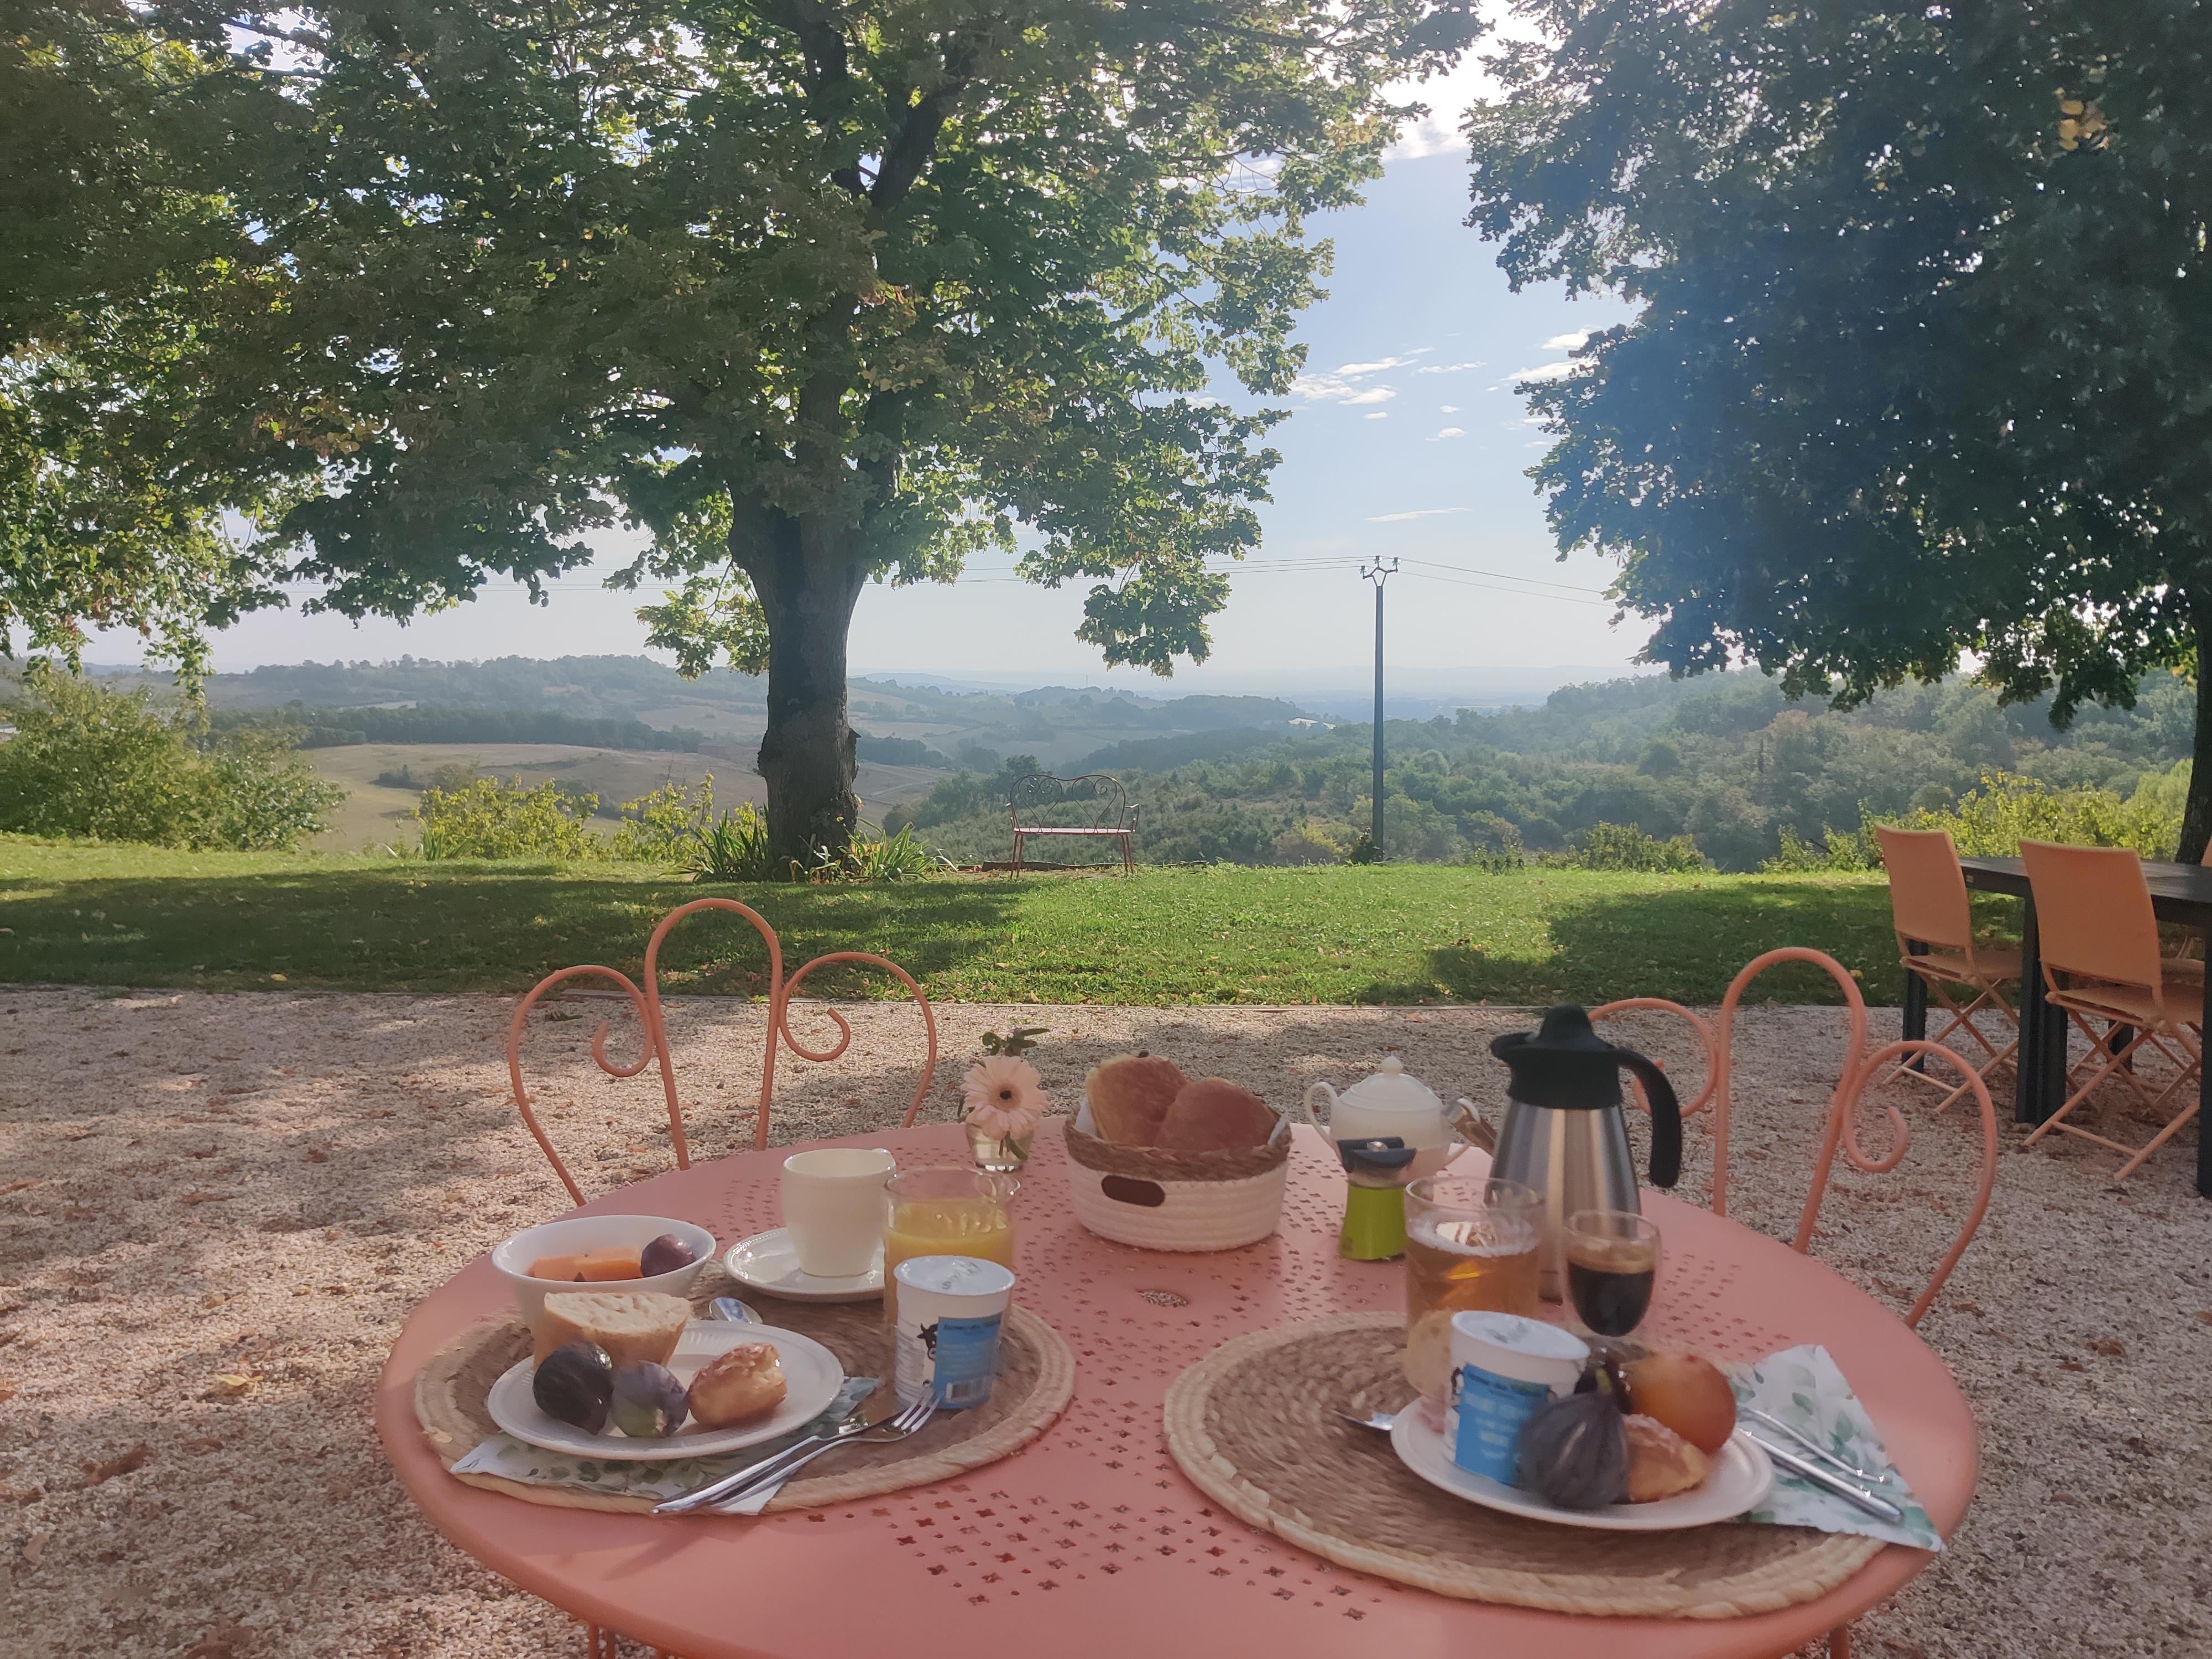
[1061,1105,1291,1251]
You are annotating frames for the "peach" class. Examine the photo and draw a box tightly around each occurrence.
[1624,1350,1738,1454]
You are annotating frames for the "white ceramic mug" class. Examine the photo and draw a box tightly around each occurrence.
[781,1147,896,1277]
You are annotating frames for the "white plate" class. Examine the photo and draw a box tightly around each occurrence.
[724,1228,884,1303]
[1391,1406,1773,1531]
[487,1322,844,1462]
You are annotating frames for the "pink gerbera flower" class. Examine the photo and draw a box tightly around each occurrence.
[963,1055,1047,1139]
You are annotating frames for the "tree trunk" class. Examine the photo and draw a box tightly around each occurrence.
[750,526,868,869]
[2185,599,2212,864]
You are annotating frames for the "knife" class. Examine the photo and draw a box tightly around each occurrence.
[1745,1433,1905,1522]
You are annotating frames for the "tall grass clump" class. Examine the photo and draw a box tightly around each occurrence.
[1766,767,2186,870]
[0,667,342,849]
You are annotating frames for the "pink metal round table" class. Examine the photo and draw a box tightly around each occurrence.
[375,1122,1976,1658]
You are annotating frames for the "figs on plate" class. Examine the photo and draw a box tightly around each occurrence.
[534,1340,615,1434]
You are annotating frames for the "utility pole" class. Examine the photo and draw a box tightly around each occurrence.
[1362,557,1397,857]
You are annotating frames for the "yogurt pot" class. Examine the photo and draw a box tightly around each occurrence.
[893,1255,1016,1410]
[1441,1310,1589,1484]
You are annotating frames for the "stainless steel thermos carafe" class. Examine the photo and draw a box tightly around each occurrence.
[1483,1005,1682,1299]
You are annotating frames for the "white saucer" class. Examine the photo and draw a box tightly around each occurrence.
[487,1321,843,1461]
[724,1228,885,1303]
[1391,1407,1772,1531]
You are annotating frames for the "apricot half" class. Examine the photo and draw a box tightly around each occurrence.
[1623,1351,1738,1454]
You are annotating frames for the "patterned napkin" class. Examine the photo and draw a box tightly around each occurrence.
[1731,1345,1943,1551]
[452,1377,880,1516]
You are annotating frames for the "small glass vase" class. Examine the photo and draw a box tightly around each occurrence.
[964,1118,1034,1173]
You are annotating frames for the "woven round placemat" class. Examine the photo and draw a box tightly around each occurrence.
[1162,1312,1883,1619]
[414,1266,1073,1514]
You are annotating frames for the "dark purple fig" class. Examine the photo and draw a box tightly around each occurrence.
[534,1340,614,1433]
[640,1233,698,1277]
[1517,1390,1629,1510]
[611,1362,688,1438]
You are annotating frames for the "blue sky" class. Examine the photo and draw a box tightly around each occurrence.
[91,80,1653,682]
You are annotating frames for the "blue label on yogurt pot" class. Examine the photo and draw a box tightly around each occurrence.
[898,1311,1003,1410]
[1447,1361,1553,1483]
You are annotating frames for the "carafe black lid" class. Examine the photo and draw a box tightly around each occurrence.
[1489,1004,1631,1108]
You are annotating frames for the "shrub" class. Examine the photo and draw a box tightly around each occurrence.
[609,777,714,863]
[414,777,598,859]
[1762,768,2185,871]
[1561,821,1710,873]
[0,667,342,849]
[1272,823,1344,865]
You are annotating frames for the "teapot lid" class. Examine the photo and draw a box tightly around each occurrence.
[1343,1054,1443,1110]
[1488,1005,1630,1109]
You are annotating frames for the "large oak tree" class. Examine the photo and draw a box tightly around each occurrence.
[1467,1,2212,854]
[6,0,1477,859]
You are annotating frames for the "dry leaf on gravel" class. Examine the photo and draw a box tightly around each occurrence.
[80,1445,150,1487]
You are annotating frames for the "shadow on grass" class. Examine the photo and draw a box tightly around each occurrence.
[1349,877,1905,1006]
[0,864,1026,999]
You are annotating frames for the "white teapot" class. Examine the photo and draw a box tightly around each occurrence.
[1302,1056,1474,1177]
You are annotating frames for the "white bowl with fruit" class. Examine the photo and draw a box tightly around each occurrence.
[492,1213,716,1328]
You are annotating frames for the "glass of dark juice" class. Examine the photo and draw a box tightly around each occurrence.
[1562,1209,1661,1340]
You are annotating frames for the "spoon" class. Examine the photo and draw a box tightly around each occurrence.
[1338,1411,1397,1434]
[708,1296,762,1323]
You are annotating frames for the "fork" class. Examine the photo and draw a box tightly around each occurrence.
[654,1395,885,1515]
[707,1395,939,1512]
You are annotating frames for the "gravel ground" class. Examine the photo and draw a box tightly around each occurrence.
[0,987,2206,1658]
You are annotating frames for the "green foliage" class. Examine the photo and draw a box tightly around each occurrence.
[981,1026,1048,1057]
[17,0,1481,859]
[1765,770,2185,872]
[222,705,705,752]
[1466,2,2212,847]
[685,804,779,884]
[1558,822,1709,874]
[807,823,953,883]
[414,778,599,862]
[608,779,715,864]
[0,667,340,849]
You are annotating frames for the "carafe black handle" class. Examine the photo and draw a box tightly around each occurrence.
[1618,1051,1681,1188]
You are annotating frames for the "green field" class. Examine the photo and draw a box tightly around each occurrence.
[0,834,1941,1005]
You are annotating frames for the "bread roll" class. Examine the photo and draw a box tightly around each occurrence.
[1084,1053,1188,1145]
[531,1290,690,1368]
[1156,1077,1279,1150]
[687,1342,787,1427]
[1623,1412,1710,1502]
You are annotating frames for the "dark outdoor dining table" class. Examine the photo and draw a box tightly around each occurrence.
[1899,854,2211,1197]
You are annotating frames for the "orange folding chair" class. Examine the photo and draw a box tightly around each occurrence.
[2018,841,2204,1180]
[1874,826,2020,1110]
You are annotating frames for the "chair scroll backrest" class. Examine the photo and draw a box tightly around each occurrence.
[1694,947,1989,1327]
[1874,826,1975,955]
[508,899,937,1202]
[2019,841,2165,998]
[1010,773,1129,834]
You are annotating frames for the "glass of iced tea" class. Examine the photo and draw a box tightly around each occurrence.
[1401,1175,1542,1401]
[1562,1209,1661,1342]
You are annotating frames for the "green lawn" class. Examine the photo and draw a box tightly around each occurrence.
[0,835,1923,1005]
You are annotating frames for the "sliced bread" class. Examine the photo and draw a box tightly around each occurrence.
[531,1289,690,1368]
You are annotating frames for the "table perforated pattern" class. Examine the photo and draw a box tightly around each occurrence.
[664,1122,1794,1619]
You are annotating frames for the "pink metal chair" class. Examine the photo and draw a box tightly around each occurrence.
[1660,950,1995,1659]
[507,900,937,1654]
[507,898,939,1203]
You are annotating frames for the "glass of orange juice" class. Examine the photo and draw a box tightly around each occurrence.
[882,1167,1018,1326]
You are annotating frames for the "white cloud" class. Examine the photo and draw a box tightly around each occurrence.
[1364,411,1389,420]
[1541,331,1590,353]
[1366,507,1471,523]
[1416,361,1485,375]
[1335,352,1429,375]
[1439,404,1459,414]
[1510,361,1583,384]
[1428,427,1466,441]
[1291,367,1401,405]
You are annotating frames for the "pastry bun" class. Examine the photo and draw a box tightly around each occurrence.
[686,1342,787,1428]
[1084,1052,1188,1145]
[1622,1412,1710,1503]
[1156,1077,1279,1150]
